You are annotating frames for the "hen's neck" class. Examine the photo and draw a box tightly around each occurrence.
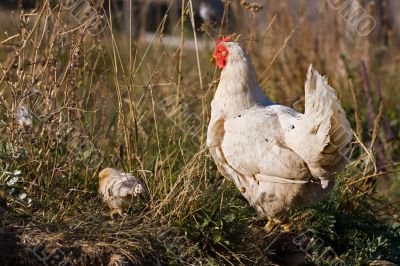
[211,56,272,119]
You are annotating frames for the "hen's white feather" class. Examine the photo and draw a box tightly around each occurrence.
[207,42,352,219]
[284,66,352,185]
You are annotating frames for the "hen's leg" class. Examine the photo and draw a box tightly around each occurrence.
[264,218,277,231]
[281,223,291,232]
[264,217,290,232]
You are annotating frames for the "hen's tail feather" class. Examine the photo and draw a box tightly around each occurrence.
[304,65,352,177]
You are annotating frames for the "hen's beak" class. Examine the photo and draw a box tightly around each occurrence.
[210,55,216,65]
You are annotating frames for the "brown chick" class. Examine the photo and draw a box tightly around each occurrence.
[98,168,145,218]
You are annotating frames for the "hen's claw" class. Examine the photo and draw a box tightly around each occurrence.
[281,223,291,232]
[264,218,277,232]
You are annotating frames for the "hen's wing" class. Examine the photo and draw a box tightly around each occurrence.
[208,106,317,217]
[283,65,352,185]
[217,106,311,184]
[207,117,231,180]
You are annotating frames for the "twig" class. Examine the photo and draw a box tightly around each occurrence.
[349,79,362,140]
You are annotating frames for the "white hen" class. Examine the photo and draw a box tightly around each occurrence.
[98,168,145,217]
[207,38,352,223]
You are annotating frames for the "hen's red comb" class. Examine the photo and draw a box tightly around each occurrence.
[216,36,231,45]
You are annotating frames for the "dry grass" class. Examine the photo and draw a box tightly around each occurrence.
[0,0,399,265]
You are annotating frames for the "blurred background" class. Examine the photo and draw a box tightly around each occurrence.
[2,0,400,40]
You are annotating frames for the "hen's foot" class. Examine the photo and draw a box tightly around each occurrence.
[264,218,291,232]
[281,223,291,232]
[264,218,277,232]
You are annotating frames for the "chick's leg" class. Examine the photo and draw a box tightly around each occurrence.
[117,209,126,218]
[110,209,118,219]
